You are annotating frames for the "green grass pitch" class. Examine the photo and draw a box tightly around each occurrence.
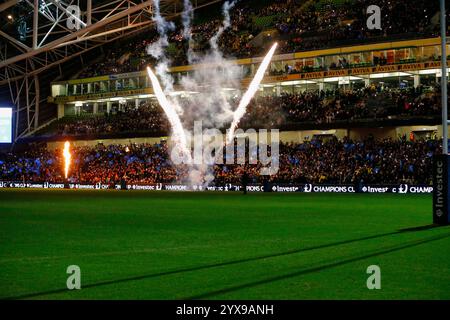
[0,189,449,300]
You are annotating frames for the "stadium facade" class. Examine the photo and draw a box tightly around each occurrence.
[41,36,450,148]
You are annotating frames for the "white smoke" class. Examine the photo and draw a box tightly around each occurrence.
[182,0,194,41]
[146,0,275,187]
[181,0,197,65]
[210,1,236,52]
[177,0,241,186]
[147,0,176,92]
[179,0,241,129]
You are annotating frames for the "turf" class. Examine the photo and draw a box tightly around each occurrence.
[0,189,449,300]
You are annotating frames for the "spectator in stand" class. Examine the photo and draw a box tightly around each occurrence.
[50,101,170,137]
[0,137,439,186]
[39,83,446,138]
[76,0,442,78]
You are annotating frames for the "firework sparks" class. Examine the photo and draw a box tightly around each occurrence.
[63,141,71,179]
[146,66,192,164]
[227,43,278,143]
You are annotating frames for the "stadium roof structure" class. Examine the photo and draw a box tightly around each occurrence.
[0,0,222,141]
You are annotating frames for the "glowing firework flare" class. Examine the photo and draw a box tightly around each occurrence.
[227,42,278,143]
[63,141,71,179]
[146,66,192,163]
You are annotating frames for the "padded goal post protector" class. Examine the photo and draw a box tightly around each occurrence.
[433,154,450,225]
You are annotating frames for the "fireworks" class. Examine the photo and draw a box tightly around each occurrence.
[146,66,193,164]
[227,42,278,144]
[146,43,278,158]
[63,141,71,179]
[146,42,277,185]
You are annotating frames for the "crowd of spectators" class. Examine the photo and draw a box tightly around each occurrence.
[241,83,442,127]
[78,0,442,78]
[0,137,439,186]
[276,0,439,53]
[79,0,264,78]
[215,137,437,185]
[0,142,177,184]
[49,101,169,136]
[44,84,444,137]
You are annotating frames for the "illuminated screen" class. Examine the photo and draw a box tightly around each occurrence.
[0,108,12,143]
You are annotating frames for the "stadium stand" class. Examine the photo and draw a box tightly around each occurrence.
[77,0,442,77]
[0,137,440,185]
[2,0,450,189]
[35,83,445,138]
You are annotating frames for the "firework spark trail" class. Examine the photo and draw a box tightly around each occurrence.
[226,43,278,144]
[146,67,192,164]
[63,141,71,179]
